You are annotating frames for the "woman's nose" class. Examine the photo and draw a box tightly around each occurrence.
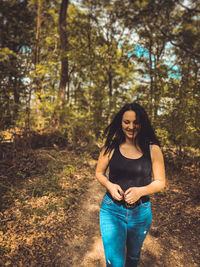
[129,123,135,129]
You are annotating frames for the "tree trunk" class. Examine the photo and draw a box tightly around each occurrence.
[35,0,43,129]
[35,0,41,68]
[107,68,112,124]
[52,0,69,128]
[148,37,154,120]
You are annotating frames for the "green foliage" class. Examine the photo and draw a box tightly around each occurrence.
[47,202,58,212]
[22,207,48,218]
[26,172,62,197]
[29,131,68,149]
[61,177,89,211]
[0,0,34,130]
[61,196,76,211]
[0,245,11,256]
[155,128,170,147]
[0,0,199,151]
[64,164,75,177]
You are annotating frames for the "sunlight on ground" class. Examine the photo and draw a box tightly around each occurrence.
[82,236,105,267]
[143,234,163,257]
[81,234,163,267]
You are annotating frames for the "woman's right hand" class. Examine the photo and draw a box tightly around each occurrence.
[107,182,124,201]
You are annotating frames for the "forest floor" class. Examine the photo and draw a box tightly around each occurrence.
[0,146,199,267]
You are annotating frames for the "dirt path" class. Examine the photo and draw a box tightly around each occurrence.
[57,174,105,266]
[58,167,199,267]
[0,147,199,266]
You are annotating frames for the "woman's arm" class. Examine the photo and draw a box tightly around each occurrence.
[95,147,124,201]
[124,144,166,204]
[140,144,166,195]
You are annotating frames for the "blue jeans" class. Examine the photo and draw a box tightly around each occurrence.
[100,193,152,267]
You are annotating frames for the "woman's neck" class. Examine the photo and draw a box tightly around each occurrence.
[124,137,136,146]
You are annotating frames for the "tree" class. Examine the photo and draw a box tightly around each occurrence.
[52,0,69,128]
[0,0,34,130]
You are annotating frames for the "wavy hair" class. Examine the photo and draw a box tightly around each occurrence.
[103,102,160,155]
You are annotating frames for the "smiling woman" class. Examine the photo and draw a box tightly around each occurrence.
[95,102,166,267]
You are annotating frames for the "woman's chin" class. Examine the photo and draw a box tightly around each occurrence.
[126,134,135,139]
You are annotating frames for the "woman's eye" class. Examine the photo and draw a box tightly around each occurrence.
[124,121,129,124]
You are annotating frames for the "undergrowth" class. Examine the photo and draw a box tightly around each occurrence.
[0,144,92,265]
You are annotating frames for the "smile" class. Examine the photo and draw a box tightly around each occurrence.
[127,129,136,133]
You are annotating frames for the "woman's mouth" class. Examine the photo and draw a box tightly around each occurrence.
[127,129,136,133]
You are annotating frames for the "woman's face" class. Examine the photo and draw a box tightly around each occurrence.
[121,110,141,139]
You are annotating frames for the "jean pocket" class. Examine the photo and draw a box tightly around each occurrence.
[141,201,151,208]
[102,194,113,205]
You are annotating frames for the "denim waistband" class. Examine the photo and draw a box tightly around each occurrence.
[106,191,150,209]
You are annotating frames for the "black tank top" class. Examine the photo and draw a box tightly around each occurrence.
[108,145,152,192]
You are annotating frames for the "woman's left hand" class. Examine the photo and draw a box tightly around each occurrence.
[124,187,143,204]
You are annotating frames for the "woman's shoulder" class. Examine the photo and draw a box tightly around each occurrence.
[100,146,116,161]
[150,143,160,150]
[150,144,163,161]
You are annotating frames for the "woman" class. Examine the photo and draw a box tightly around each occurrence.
[95,102,165,267]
